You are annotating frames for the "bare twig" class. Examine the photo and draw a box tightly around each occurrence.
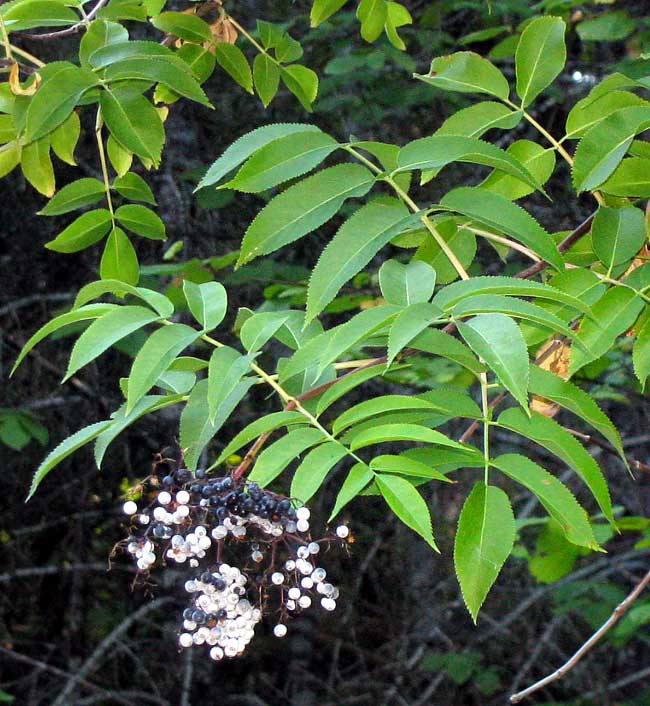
[16,0,109,40]
[510,565,650,703]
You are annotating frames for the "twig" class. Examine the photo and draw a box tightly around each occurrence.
[0,562,135,583]
[510,565,650,703]
[15,0,109,39]
[0,292,73,318]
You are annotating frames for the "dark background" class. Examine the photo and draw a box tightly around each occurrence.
[2,2,650,704]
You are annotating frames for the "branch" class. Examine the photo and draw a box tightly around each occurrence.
[15,0,109,40]
[510,565,650,703]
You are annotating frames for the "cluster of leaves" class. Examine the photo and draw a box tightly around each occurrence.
[4,0,650,628]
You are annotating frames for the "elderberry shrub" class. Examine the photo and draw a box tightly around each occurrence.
[121,467,349,661]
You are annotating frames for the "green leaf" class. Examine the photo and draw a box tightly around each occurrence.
[356,0,387,42]
[515,16,565,108]
[376,473,438,550]
[199,124,322,190]
[528,365,625,460]
[213,43,253,93]
[601,158,650,197]
[253,54,280,108]
[66,305,159,380]
[207,346,252,424]
[316,363,389,416]
[45,209,112,253]
[384,1,412,51]
[94,394,182,467]
[565,92,648,140]
[440,187,563,270]
[572,106,650,193]
[577,10,636,42]
[633,317,650,388]
[151,11,213,43]
[79,20,129,68]
[333,394,446,435]
[126,324,200,412]
[100,89,164,166]
[349,422,467,451]
[379,259,436,306]
[11,303,116,376]
[25,65,98,143]
[27,421,112,501]
[457,313,529,409]
[88,40,175,68]
[248,427,326,486]
[306,199,412,322]
[104,57,212,107]
[174,43,216,83]
[74,280,173,317]
[107,135,132,177]
[240,311,290,351]
[592,206,646,270]
[329,462,373,519]
[274,33,303,63]
[2,1,78,33]
[291,441,348,502]
[238,163,375,266]
[39,178,106,216]
[183,280,227,331]
[492,454,598,549]
[436,101,521,139]
[310,0,348,26]
[454,482,515,622]
[569,286,644,375]
[214,411,309,465]
[180,378,255,470]
[498,407,614,523]
[100,227,139,286]
[480,139,556,201]
[21,138,55,197]
[415,51,509,100]
[0,141,21,179]
[409,328,485,376]
[387,302,443,366]
[414,220,476,283]
[115,204,166,239]
[396,136,542,193]
[280,65,319,112]
[225,130,338,193]
[112,172,156,204]
[370,453,451,481]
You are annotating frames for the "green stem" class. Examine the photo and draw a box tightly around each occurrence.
[227,16,281,69]
[345,145,470,281]
[480,371,490,486]
[0,14,12,62]
[94,109,115,225]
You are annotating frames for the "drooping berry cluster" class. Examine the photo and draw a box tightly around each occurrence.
[121,466,349,660]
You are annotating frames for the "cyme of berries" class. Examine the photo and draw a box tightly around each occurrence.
[121,467,349,660]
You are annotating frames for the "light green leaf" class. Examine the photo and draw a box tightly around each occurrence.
[316,363,389,416]
[310,0,348,26]
[214,43,253,93]
[238,163,375,266]
[253,54,280,107]
[27,421,112,501]
[492,453,598,549]
[240,311,290,351]
[387,302,443,366]
[349,422,467,451]
[440,187,563,270]
[633,317,650,388]
[280,65,319,112]
[498,407,613,523]
[379,259,436,306]
[88,40,176,68]
[214,411,309,466]
[207,346,252,424]
[0,141,21,179]
[151,11,213,43]
[601,158,650,197]
[45,209,112,253]
[248,427,326,486]
[100,227,139,286]
[333,395,446,435]
[396,135,542,193]
[454,482,514,621]
[39,178,105,216]
[115,204,166,239]
[100,88,164,166]
[457,313,529,409]
[415,51,510,100]
[577,10,635,42]
[409,328,485,376]
[66,305,159,380]
[3,0,78,32]
[11,303,116,376]
[356,0,387,42]
[592,206,646,270]
[183,280,227,331]
[79,20,129,68]
[569,286,644,375]
[370,454,451,481]
[306,199,412,322]
[74,280,173,317]
[515,16,566,108]
[21,138,55,197]
[565,91,648,140]
[329,462,373,520]
[436,101,522,138]
[112,172,156,204]
[291,441,348,502]
[572,106,650,193]
[414,220,477,284]
[198,123,321,189]
[107,134,132,176]
[376,473,438,550]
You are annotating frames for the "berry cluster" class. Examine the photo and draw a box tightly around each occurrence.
[121,467,349,660]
